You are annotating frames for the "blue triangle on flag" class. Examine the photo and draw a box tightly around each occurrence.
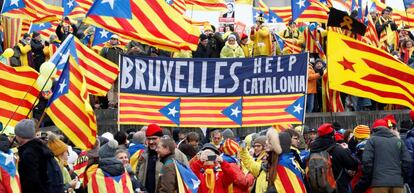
[50,35,78,70]
[86,0,132,19]
[159,98,180,126]
[63,0,79,16]
[165,0,174,5]
[92,27,113,46]
[285,96,305,122]
[308,22,318,31]
[48,58,71,106]
[291,0,311,21]
[222,98,242,126]
[29,22,52,34]
[275,34,285,51]
[2,0,25,14]
[268,10,283,23]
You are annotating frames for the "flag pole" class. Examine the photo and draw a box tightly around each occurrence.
[117,55,121,132]
[35,110,47,132]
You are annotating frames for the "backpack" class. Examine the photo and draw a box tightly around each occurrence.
[46,157,64,193]
[307,145,336,193]
[9,44,21,67]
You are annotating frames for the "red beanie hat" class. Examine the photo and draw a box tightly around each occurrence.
[383,114,396,127]
[146,124,163,137]
[334,132,344,142]
[241,33,248,40]
[409,110,414,121]
[318,123,334,137]
[372,119,388,129]
[221,139,240,156]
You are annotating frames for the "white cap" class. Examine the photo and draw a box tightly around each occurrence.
[110,34,119,39]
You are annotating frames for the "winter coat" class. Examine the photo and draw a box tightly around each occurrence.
[88,158,133,193]
[30,39,45,71]
[240,148,267,193]
[307,64,320,94]
[18,138,53,193]
[250,26,272,56]
[220,42,245,58]
[240,42,253,57]
[156,154,178,193]
[207,33,225,58]
[405,128,414,190]
[136,148,188,192]
[221,154,255,193]
[190,160,236,193]
[310,136,359,193]
[99,43,124,65]
[17,41,32,67]
[355,127,413,193]
[193,44,212,58]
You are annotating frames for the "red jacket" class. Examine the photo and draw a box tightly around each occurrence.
[190,160,235,193]
[228,162,255,193]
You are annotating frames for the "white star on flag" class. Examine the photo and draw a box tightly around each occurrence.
[166,0,172,4]
[255,12,260,18]
[168,106,178,117]
[99,29,109,38]
[101,0,115,9]
[39,23,45,28]
[230,107,241,117]
[191,178,200,189]
[10,0,19,6]
[58,52,70,65]
[1,152,14,166]
[67,0,74,8]
[296,0,306,8]
[58,79,67,93]
[271,17,277,23]
[293,103,303,114]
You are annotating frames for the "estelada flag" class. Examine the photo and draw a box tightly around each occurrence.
[87,168,133,193]
[327,8,367,36]
[327,30,414,110]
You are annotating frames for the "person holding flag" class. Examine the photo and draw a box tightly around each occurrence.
[375,6,398,51]
[250,14,272,57]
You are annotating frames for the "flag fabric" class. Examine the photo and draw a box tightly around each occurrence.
[275,34,302,54]
[257,0,269,11]
[275,153,307,193]
[302,25,326,54]
[87,168,133,193]
[185,0,226,11]
[1,0,62,23]
[273,124,293,132]
[84,0,200,52]
[0,63,40,128]
[362,15,379,47]
[308,29,326,60]
[28,21,59,40]
[119,94,305,127]
[129,149,144,174]
[66,0,94,18]
[46,56,97,150]
[63,0,79,16]
[175,160,200,193]
[327,30,414,110]
[291,0,311,21]
[321,70,344,112]
[252,8,269,23]
[327,8,366,36]
[235,0,253,5]
[50,34,119,96]
[73,151,89,182]
[166,0,187,15]
[268,9,284,23]
[372,0,414,28]
[405,0,414,13]
[91,27,113,47]
[1,16,22,49]
[0,150,21,193]
[291,0,329,23]
[269,7,292,23]
[20,20,31,38]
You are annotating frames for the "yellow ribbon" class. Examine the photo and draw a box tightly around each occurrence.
[340,16,353,30]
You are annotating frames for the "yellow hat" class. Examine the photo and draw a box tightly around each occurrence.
[353,125,370,140]
[47,133,68,156]
[204,23,213,32]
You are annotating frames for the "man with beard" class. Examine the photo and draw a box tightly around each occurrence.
[136,124,188,193]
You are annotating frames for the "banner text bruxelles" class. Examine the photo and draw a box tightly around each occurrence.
[120,53,308,97]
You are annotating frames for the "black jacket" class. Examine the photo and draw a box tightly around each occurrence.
[310,135,359,193]
[30,39,45,71]
[56,24,78,42]
[355,127,412,192]
[18,138,54,193]
[207,33,224,58]
[193,44,212,58]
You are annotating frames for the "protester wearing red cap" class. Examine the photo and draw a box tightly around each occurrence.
[310,123,358,193]
[383,114,397,129]
[136,124,189,193]
[354,118,412,193]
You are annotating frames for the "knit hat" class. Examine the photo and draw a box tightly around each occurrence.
[279,132,291,154]
[253,136,266,147]
[0,135,10,153]
[383,114,396,127]
[47,133,68,156]
[353,125,370,140]
[204,24,213,32]
[222,129,234,140]
[241,33,248,40]
[101,132,114,141]
[199,34,208,41]
[410,110,414,121]
[221,139,239,156]
[99,139,118,159]
[317,123,334,137]
[14,119,36,139]
[227,34,236,41]
[146,124,163,137]
[334,132,344,142]
[202,143,220,155]
[372,119,388,129]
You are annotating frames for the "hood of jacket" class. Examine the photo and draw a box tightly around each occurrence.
[310,135,335,153]
[372,126,395,138]
[99,157,125,177]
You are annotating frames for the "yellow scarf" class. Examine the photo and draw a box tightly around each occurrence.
[205,168,215,193]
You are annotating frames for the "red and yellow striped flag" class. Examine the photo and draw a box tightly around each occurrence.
[296,1,329,23]
[362,15,379,47]
[0,63,40,128]
[269,7,292,23]
[2,0,62,23]
[185,0,227,11]
[46,57,97,150]
[87,168,133,193]
[1,16,22,49]
[84,0,200,52]
[328,30,414,110]
[20,20,31,38]
[68,0,94,18]
[322,70,344,112]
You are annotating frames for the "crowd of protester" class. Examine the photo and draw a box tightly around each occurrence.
[3,111,412,193]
